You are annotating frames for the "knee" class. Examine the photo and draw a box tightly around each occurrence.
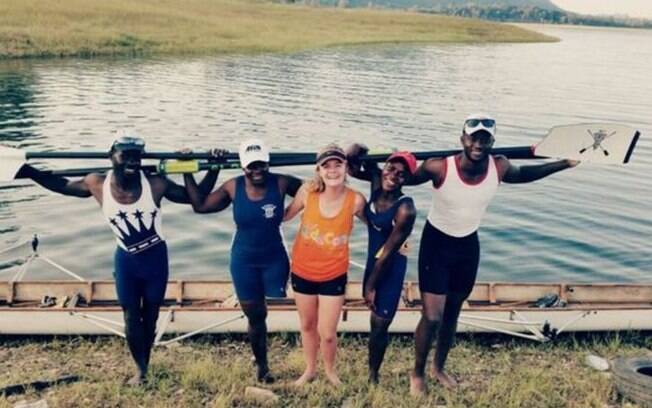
[300,318,318,333]
[122,306,142,325]
[422,309,443,325]
[244,308,267,325]
[320,332,337,345]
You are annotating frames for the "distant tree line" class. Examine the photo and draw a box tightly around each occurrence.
[428,6,652,29]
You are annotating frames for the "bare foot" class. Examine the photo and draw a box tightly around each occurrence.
[324,371,342,387]
[293,370,317,387]
[409,372,426,397]
[126,373,146,387]
[432,369,458,390]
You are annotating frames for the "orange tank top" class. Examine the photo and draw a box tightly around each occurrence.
[291,188,356,282]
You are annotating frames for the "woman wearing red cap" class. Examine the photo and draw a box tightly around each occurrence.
[284,143,366,386]
[346,144,417,384]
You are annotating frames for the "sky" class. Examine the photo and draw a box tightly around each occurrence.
[552,0,652,19]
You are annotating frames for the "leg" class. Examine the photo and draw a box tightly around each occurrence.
[368,255,406,384]
[368,312,392,384]
[294,292,319,386]
[410,292,446,396]
[139,243,169,379]
[431,292,466,389]
[114,249,148,385]
[122,302,148,385]
[240,300,273,383]
[317,294,345,386]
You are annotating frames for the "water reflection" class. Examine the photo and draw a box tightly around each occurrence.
[0,25,650,282]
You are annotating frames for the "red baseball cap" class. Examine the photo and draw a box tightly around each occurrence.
[387,151,417,175]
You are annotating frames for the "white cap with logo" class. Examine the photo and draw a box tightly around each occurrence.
[239,138,270,169]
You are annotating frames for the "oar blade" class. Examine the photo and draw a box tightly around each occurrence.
[0,145,27,181]
[535,124,640,164]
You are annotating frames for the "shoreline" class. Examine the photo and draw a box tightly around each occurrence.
[0,0,556,60]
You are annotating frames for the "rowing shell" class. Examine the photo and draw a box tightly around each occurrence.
[1,280,651,344]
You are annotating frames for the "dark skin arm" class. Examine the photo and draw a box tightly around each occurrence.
[345,143,379,183]
[364,200,417,310]
[495,156,578,184]
[278,174,303,197]
[404,158,446,187]
[15,164,93,198]
[183,174,234,213]
[157,168,220,204]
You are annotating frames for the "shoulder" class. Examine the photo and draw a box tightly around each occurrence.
[397,197,417,217]
[220,177,238,195]
[84,172,105,186]
[146,174,168,187]
[350,189,366,208]
[492,155,511,174]
[423,157,447,174]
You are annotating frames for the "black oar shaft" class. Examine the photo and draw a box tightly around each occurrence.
[16,146,540,179]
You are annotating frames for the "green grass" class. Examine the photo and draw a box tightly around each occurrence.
[0,0,556,59]
[1,333,650,407]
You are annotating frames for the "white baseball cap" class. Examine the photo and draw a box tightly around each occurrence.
[463,113,496,137]
[239,138,270,169]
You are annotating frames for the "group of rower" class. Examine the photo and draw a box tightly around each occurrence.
[16,113,577,393]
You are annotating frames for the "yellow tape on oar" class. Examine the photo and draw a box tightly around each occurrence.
[158,160,200,174]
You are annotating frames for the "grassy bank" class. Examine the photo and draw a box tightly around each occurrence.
[0,333,650,407]
[0,0,555,59]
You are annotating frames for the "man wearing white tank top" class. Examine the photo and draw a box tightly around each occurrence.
[17,136,220,385]
[407,114,578,395]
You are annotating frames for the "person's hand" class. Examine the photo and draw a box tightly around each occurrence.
[364,285,376,312]
[177,147,194,161]
[566,159,580,168]
[208,148,228,163]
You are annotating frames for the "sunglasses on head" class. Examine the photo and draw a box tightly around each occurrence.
[465,118,495,128]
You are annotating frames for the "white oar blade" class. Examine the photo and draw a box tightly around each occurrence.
[0,145,26,181]
[534,124,640,164]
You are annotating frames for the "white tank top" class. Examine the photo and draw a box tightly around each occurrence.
[427,155,499,237]
[102,171,165,254]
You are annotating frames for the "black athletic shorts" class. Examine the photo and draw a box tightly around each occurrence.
[418,221,480,298]
[291,272,347,296]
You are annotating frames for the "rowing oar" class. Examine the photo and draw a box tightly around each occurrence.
[0,123,641,181]
[12,145,548,178]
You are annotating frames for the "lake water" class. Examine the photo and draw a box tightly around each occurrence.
[0,24,650,283]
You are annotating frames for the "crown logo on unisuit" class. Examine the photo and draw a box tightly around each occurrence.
[109,209,162,254]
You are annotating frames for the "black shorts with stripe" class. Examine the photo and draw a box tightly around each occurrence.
[418,221,480,298]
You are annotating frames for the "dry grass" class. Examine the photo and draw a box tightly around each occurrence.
[0,332,650,407]
[0,0,556,59]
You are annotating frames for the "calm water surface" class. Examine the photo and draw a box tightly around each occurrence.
[0,24,650,282]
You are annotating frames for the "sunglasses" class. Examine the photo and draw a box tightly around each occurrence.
[112,136,145,151]
[465,118,495,128]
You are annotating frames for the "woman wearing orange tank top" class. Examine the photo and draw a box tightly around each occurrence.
[284,144,366,387]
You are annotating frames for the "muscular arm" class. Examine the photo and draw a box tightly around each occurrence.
[496,156,577,184]
[162,168,220,204]
[183,174,233,213]
[404,158,444,186]
[279,174,303,198]
[16,164,93,198]
[366,200,416,291]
